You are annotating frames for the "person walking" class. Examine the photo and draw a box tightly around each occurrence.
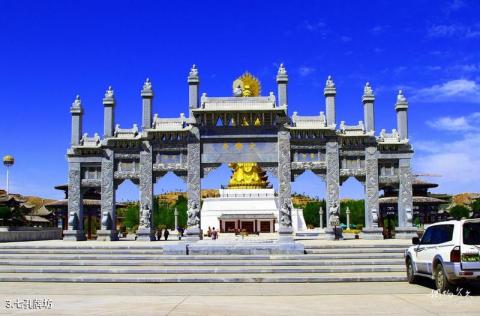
[164,229,170,241]
[211,227,218,240]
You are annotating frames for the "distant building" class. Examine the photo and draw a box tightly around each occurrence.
[379,177,448,236]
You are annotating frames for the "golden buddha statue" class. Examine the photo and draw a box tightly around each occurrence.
[227,72,267,189]
[228,162,269,189]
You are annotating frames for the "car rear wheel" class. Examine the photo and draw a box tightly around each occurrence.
[406,258,419,284]
[434,263,453,292]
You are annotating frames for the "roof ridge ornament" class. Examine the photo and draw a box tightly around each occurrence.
[364,82,374,96]
[326,75,335,88]
[143,78,152,92]
[72,95,82,108]
[278,63,287,75]
[189,64,199,78]
[105,86,114,98]
[397,89,407,103]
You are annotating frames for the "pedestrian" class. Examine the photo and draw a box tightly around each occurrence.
[164,229,170,241]
[207,226,212,237]
[211,227,218,240]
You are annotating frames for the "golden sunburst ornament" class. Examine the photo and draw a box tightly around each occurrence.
[232,72,261,97]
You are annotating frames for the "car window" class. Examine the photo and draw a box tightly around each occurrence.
[421,227,433,244]
[430,225,454,244]
[421,225,454,245]
[463,222,480,245]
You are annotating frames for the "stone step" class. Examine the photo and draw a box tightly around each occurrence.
[0,249,165,255]
[0,272,407,283]
[0,265,405,274]
[302,244,408,249]
[0,258,405,267]
[305,248,405,254]
[0,252,404,260]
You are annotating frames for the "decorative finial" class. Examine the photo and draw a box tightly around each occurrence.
[72,95,82,107]
[189,64,198,77]
[326,75,335,88]
[143,78,152,91]
[397,89,407,103]
[364,82,374,96]
[278,63,287,75]
[105,86,114,98]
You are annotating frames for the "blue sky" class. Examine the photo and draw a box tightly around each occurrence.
[0,0,479,201]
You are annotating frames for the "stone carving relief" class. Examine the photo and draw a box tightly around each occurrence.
[187,201,200,228]
[328,201,340,227]
[326,142,340,219]
[365,147,379,229]
[277,131,292,212]
[139,146,153,229]
[399,159,413,227]
[139,203,151,229]
[68,211,79,230]
[101,211,112,230]
[101,151,115,230]
[280,202,292,227]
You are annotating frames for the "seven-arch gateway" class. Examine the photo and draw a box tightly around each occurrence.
[64,64,417,243]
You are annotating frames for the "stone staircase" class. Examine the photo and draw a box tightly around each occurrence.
[0,242,408,283]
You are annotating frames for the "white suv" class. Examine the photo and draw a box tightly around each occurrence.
[405,219,480,292]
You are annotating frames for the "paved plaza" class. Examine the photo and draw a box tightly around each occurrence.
[1,282,479,315]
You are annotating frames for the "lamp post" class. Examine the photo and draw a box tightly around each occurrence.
[3,155,14,195]
[346,206,351,230]
[319,206,324,229]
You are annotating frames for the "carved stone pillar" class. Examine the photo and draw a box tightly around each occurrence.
[137,142,155,241]
[278,130,293,242]
[362,147,383,240]
[97,149,118,241]
[63,162,86,241]
[185,127,201,241]
[396,157,417,239]
[325,141,340,240]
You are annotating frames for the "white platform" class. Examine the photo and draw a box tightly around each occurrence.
[200,189,306,233]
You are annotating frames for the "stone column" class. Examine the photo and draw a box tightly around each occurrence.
[362,82,375,133]
[276,64,288,107]
[395,90,409,141]
[63,162,86,241]
[362,147,383,239]
[324,76,336,127]
[278,130,293,242]
[103,86,115,138]
[188,65,200,117]
[185,127,201,241]
[325,141,340,240]
[137,142,155,241]
[70,95,83,146]
[97,149,118,241]
[141,78,154,130]
[396,157,417,239]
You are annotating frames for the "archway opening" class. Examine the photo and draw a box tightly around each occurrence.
[115,179,140,239]
[291,170,326,229]
[339,177,365,231]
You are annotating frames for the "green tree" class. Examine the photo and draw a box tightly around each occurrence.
[123,203,139,229]
[302,200,326,227]
[0,206,11,225]
[339,200,365,228]
[471,199,480,213]
[449,205,470,220]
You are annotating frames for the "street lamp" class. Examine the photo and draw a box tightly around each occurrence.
[3,155,14,195]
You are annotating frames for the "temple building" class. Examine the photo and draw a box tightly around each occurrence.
[379,177,448,237]
[45,185,125,239]
[63,64,417,242]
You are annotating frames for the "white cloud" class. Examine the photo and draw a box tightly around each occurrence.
[412,79,480,103]
[428,23,480,39]
[426,115,476,132]
[298,66,315,77]
[340,35,352,42]
[414,132,480,193]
